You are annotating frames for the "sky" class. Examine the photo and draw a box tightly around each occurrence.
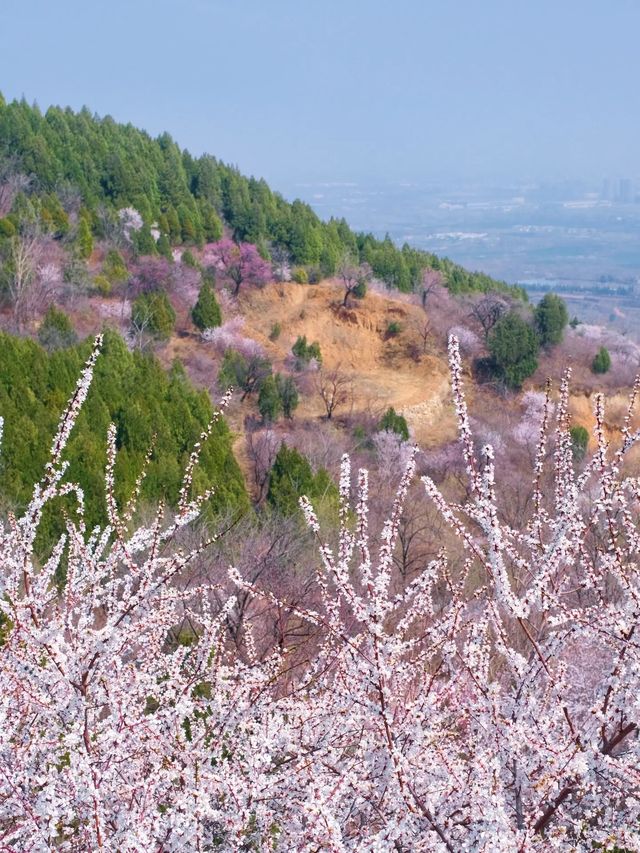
[1,0,639,189]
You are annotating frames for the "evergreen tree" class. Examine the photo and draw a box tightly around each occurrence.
[378,407,409,441]
[267,444,336,517]
[570,425,589,461]
[166,207,182,243]
[37,306,78,352]
[201,204,223,242]
[591,347,611,374]
[258,375,282,423]
[191,279,221,331]
[487,313,539,390]
[76,217,94,260]
[0,328,248,551]
[157,233,173,261]
[132,291,176,340]
[134,225,158,256]
[102,249,128,284]
[178,205,196,244]
[0,95,526,301]
[534,293,568,347]
[277,374,299,419]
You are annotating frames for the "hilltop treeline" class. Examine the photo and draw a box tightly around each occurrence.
[0,94,524,298]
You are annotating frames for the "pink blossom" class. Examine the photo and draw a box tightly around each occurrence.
[204,239,271,296]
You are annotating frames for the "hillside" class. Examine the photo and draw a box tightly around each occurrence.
[0,95,639,519]
[165,280,457,446]
[0,94,525,298]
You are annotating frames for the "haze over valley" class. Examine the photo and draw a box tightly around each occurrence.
[287,176,640,333]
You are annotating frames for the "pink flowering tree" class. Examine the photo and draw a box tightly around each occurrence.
[204,239,271,296]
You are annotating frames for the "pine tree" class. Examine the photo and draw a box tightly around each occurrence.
[534,293,568,347]
[378,407,409,440]
[191,279,222,331]
[134,225,158,256]
[157,233,173,261]
[76,217,93,260]
[488,313,539,390]
[277,374,299,419]
[179,205,196,244]
[591,346,611,374]
[258,375,282,423]
[37,306,78,352]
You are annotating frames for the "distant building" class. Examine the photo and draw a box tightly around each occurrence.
[618,177,633,204]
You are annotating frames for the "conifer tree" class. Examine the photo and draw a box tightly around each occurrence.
[591,346,611,374]
[258,375,282,423]
[277,374,299,419]
[76,217,93,260]
[156,232,173,261]
[191,278,222,331]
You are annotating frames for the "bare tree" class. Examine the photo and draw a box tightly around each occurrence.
[469,294,508,341]
[338,254,371,308]
[420,268,443,308]
[129,300,154,351]
[0,158,30,218]
[392,497,444,589]
[316,367,352,420]
[5,227,53,331]
[270,244,291,282]
[412,315,432,354]
[246,428,280,504]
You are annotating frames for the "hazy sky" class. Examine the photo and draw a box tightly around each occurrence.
[1,0,638,188]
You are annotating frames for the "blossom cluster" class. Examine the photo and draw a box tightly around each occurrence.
[1,335,640,850]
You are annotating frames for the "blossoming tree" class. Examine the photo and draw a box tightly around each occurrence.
[1,335,640,850]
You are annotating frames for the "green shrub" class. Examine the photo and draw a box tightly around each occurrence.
[292,335,322,368]
[352,425,367,443]
[37,307,78,352]
[378,407,409,441]
[218,350,272,399]
[277,374,299,419]
[591,347,611,374]
[133,225,158,256]
[269,321,282,341]
[157,233,173,261]
[386,320,402,338]
[0,217,16,238]
[353,279,367,299]
[103,248,128,284]
[570,425,589,461]
[182,249,198,268]
[76,218,94,260]
[292,267,308,284]
[92,275,112,296]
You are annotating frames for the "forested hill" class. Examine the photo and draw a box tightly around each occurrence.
[0,93,524,298]
[0,328,248,551]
